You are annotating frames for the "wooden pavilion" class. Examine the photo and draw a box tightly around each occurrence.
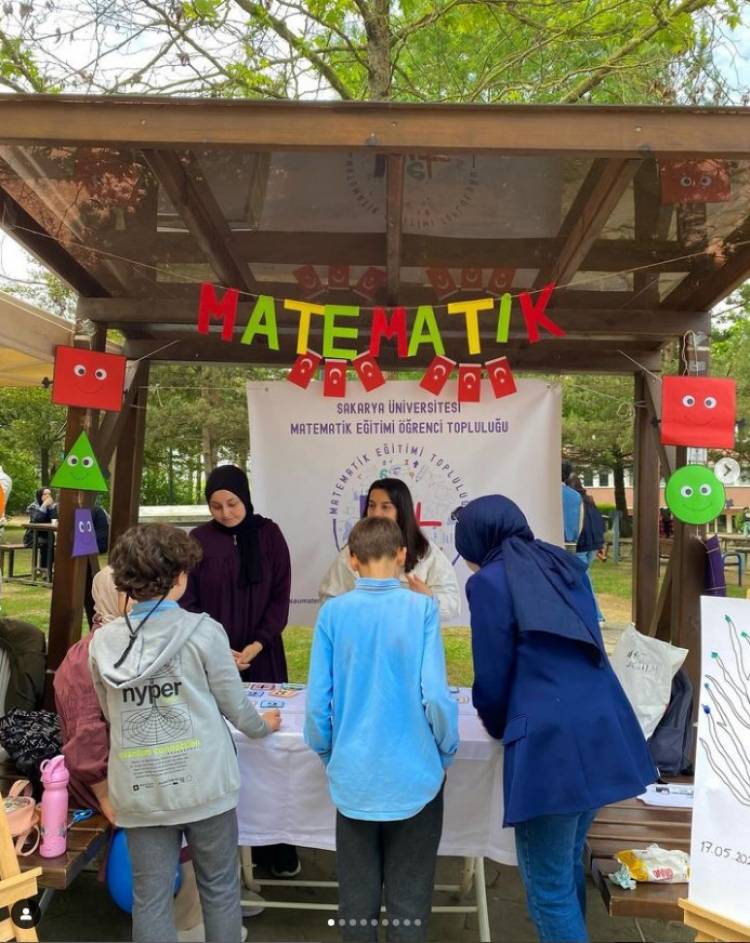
[0,95,749,695]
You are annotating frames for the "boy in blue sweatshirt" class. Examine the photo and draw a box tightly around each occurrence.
[305,516,459,941]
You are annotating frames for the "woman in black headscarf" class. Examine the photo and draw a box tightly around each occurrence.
[181,465,298,879]
[455,495,655,943]
[180,465,291,683]
[24,486,58,569]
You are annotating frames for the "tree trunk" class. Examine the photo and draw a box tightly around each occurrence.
[40,446,50,485]
[167,448,175,504]
[365,0,392,100]
[613,460,632,537]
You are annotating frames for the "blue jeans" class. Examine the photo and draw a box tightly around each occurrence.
[514,809,598,943]
[576,551,604,622]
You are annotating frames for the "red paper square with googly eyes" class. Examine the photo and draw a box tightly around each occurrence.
[661,376,736,449]
[52,346,127,412]
[659,160,731,204]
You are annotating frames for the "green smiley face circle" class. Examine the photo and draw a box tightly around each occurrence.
[665,465,726,525]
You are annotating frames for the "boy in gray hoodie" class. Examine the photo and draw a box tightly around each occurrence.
[89,524,281,943]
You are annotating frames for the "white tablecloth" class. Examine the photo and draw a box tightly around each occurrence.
[232,687,516,865]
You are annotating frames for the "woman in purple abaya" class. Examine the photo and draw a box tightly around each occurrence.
[181,464,291,683]
[181,464,299,878]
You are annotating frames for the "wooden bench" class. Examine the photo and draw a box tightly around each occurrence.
[0,762,111,905]
[0,544,27,579]
[586,797,691,923]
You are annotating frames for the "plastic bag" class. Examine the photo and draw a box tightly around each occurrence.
[615,844,690,883]
[610,625,687,738]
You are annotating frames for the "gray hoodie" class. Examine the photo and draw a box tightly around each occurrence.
[89,603,270,828]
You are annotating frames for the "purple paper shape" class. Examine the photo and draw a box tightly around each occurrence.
[72,508,99,557]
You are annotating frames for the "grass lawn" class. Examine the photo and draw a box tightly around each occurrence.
[1,554,744,686]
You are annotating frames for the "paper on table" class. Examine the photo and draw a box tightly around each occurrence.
[638,783,694,809]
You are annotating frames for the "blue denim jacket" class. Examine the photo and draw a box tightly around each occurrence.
[305,578,459,821]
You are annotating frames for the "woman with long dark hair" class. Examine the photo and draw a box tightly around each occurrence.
[455,495,655,943]
[319,477,460,621]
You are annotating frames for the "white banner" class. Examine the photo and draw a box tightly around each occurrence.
[689,596,750,926]
[247,379,562,625]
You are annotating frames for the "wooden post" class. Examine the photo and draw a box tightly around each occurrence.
[632,371,660,631]
[670,327,710,719]
[46,326,107,681]
[109,362,150,551]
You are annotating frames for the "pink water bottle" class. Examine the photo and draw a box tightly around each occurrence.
[39,755,69,858]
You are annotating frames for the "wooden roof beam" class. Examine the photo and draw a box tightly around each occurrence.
[2,96,750,158]
[661,211,750,311]
[122,334,662,374]
[142,149,257,293]
[0,185,108,297]
[535,158,642,290]
[386,155,404,305]
[82,297,706,340]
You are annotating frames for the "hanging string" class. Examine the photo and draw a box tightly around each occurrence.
[5,217,750,313]
[616,349,662,381]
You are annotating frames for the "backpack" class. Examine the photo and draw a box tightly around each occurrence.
[2,779,40,856]
[647,668,694,776]
[0,709,62,790]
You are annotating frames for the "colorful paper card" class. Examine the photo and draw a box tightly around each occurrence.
[51,432,108,493]
[72,508,99,557]
[659,160,731,204]
[52,346,127,412]
[661,376,736,449]
[665,465,725,525]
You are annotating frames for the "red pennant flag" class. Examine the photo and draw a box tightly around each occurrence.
[458,364,482,403]
[461,268,483,291]
[328,264,350,289]
[353,352,385,392]
[293,264,324,296]
[354,267,387,300]
[419,355,456,396]
[287,350,322,389]
[486,356,517,399]
[426,267,457,300]
[487,268,516,295]
[323,359,347,398]
[659,159,731,204]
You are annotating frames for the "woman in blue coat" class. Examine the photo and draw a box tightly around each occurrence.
[455,495,655,943]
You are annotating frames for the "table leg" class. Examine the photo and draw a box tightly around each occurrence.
[459,856,476,895]
[30,531,40,582]
[239,846,260,891]
[46,532,54,584]
[474,856,491,943]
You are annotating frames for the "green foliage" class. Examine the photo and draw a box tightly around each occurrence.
[710,285,750,466]
[0,387,67,513]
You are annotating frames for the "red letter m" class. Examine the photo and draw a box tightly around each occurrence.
[197,283,239,342]
[369,307,408,358]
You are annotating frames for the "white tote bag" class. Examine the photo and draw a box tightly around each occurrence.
[610,625,688,739]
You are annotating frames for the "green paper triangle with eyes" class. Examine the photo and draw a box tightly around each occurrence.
[51,432,108,493]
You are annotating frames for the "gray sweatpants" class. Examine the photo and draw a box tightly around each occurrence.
[126,808,242,943]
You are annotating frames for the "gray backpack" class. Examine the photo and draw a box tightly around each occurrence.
[647,668,694,776]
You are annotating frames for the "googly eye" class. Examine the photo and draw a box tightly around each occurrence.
[704,396,717,409]
[81,456,94,468]
[78,521,84,533]
[700,484,712,496]
[680,175,693,188]
[700,175,713,187]
[86,522,92,532]
[94,368,107,381]
[67,455,79,466]
[680,485,693,498]
[682,395,695,407]
[73,364,86,377]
